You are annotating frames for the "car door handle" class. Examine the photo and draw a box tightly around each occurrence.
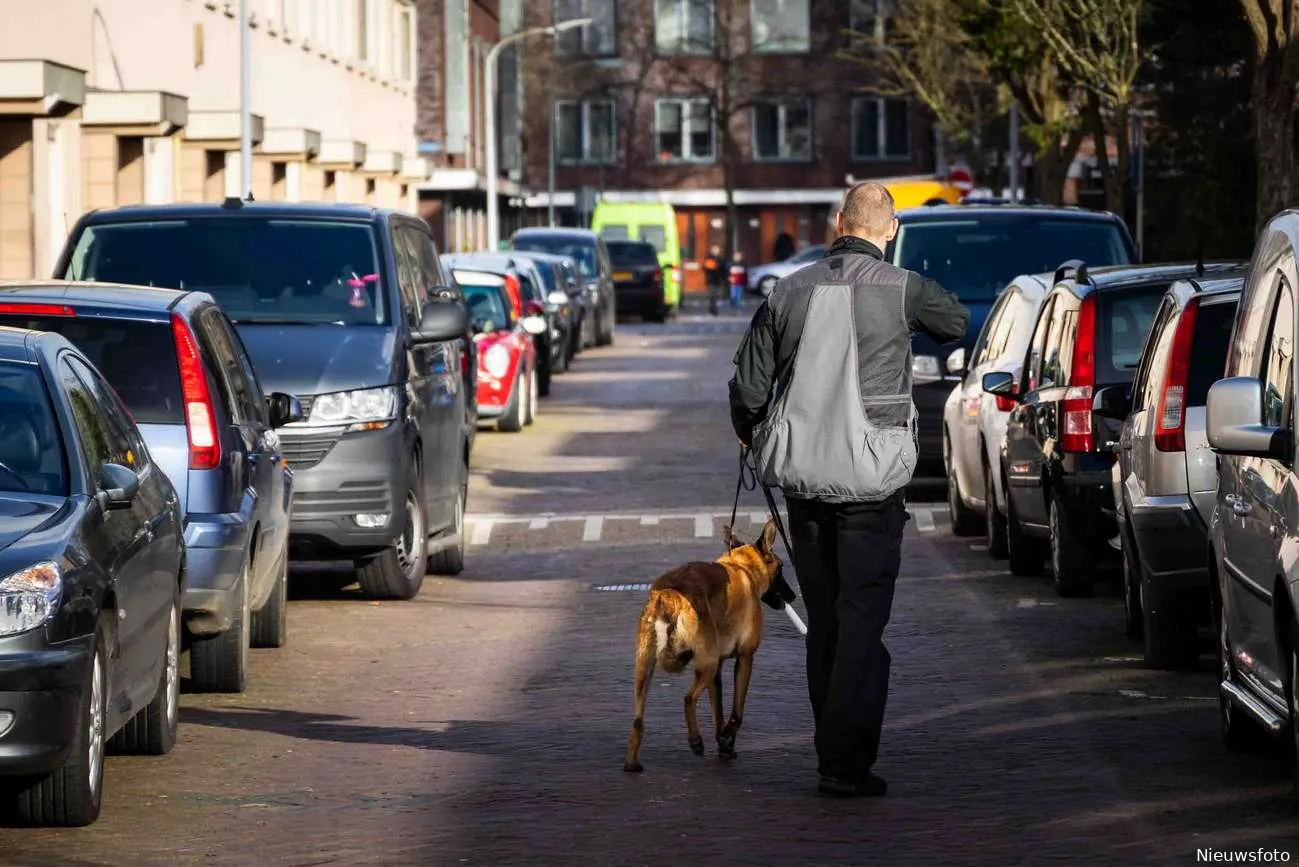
[1224,494,1252,515]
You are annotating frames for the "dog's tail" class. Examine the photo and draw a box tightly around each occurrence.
[643,590,697,674]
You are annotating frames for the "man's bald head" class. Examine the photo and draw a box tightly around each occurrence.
[836,181,898,247]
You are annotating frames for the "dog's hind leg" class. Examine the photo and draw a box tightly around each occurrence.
[623,617,657,772]
[718,654,754,761]
[706,667,724,742]
[683,664,715,757]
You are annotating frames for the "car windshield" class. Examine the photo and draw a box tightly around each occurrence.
[461,284,510,333]
[639,226,667,253]
[607,242,659,267]
[0,317,182,423]
[891,217,1132,303]
[512,235,597,277]
[0,361,68,496]
[62,218,387,326]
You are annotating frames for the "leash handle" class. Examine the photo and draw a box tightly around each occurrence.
[728,444,756,535]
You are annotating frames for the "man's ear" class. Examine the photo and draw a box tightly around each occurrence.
[885,217,898,243]
[760,519,777,554]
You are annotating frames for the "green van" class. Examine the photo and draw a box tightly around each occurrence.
[591,201,682,310]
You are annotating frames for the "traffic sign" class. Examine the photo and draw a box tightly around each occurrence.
[949,168,974,193]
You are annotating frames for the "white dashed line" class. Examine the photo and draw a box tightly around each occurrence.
[913,509,936,532]
[583,516,604,541]
[751,511,768,524]
[470,519,494,546]
[694,514,712,537]
[640,516,659,526]
[529,517,549,530]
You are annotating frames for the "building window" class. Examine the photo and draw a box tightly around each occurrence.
[356,0,368,62]
[852,96,912,160]
[752,99,812,161]
[555,100,617,164]
[849,0,892,41]
[398,6,413,81]
[750,0,809,53]
[655,98,714,162]
[555,0,616,57]
[655,0,713,54]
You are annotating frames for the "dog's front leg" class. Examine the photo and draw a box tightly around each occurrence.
[718,654,754,761]
[684,665,715,756]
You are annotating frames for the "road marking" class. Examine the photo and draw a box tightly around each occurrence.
[913,509,936,532]
[592,582,652,592]
[583,516,604,541]
[640,515,659,526]
[694,514,712,537]
[470,519,494,546]
[529,517,549,530]
[1016,598,1056,608]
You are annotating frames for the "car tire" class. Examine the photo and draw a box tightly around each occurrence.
[1287,637,1299,804]
[189,556,250,693]
[1004,469,1044,577]
[524,369,538,426]
[250,546,288,649]
[945,435,981,537]
[1142,588,1199,670]
[498,373,525,433]
[537,352,552,398]
[111,588,180,756]
[428,466,467,576]
[12,618,109,826]
[984,458,1008,560]
[759,276,777,297]
[597,304,614,346]
[1050,495,1094,598]
[1122,530,1144,641]
[356,464,427,601]
[1217,593,1266,752]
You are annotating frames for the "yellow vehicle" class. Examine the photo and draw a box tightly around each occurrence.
[591,201,682,309]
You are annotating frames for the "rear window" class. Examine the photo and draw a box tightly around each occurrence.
[1187,299,1238,405]
[1098,289,1164,382]
[511,234,597,277]
[599,225,629,241]
[62,218,387,326]
[607,242,659,267]
[0,316,182,423]
[638,226,667,253]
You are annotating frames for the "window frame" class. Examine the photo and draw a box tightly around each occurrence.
[654,96,715,163]
[64,356,141,474]
[750,98,813,163]
[851,95,913,162]
[554,0,618,58]
[748,0,810,54]
[1261,273,1296,437]
[1024,296,1056,394]
[554,99,618,166]
[849,0,891,41]
[970,289,1013,370]
[197,306,261,426]
[654,0,714,55]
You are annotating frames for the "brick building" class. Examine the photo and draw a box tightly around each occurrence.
[507,0,937,282]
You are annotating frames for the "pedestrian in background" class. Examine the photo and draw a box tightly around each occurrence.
[705,245,724,316]
[728,181,968,798]
[729,251,747,309]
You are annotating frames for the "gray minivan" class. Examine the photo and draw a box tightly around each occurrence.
[1112,269,1245,670]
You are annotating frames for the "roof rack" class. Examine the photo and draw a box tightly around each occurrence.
[1053,259,1089,286]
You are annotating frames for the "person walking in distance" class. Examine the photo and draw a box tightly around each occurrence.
[705,245,724,316]
[728,182,968,797]
[729,251,747,309]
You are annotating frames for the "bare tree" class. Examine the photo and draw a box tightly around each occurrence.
[1239,0,1299,231]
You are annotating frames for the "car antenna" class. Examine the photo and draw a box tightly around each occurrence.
[222,196,243,209]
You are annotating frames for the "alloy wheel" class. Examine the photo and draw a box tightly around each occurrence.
[165,602,179,729]
[1220,604,1236,733]
[1049,501,1061,578]
[87,649,104,796]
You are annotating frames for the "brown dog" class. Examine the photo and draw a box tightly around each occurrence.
[623,519,786,772]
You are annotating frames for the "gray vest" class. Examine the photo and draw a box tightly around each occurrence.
[750,256,917,502]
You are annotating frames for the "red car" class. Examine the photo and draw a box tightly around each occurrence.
[450,268,538,432]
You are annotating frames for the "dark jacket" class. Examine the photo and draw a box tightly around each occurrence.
[729,236,969,445]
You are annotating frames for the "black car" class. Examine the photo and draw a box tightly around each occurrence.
[0,328,185,826]
[54,200,473,601]
[985,261,1238,596]
[509,227,616,346]
[508,250,589,358]
[605,239,669,322]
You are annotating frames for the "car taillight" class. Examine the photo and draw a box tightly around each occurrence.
[1060,295,1096,452]
[652,268,663,284]
[1154,297,1199,452]
[171,314,220,470]
[0,303,75,316]
[503,274,522,317]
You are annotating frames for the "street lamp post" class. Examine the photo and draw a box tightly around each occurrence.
[486,17,591,250]
[239,0,252,198]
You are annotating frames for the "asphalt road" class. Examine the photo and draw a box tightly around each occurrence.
[2,299,1297,864]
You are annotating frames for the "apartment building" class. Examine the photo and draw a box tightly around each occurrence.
[510,0,936,280]
[0,0,427,279]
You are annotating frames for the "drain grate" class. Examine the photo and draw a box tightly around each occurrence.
[592,582,652,592]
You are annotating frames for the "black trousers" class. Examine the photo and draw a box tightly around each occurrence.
[785,493,907,780]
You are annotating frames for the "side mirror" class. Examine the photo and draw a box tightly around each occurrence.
[521,315,547,335]
[1207,376,1290,458]
[982,370,1016,398]
[99,463,139,511]
[1092,384,1130,420]
[266,392,303,428]
[945,347,966,376]
[413,301,469,344]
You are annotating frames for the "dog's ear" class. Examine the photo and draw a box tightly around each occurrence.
[722,525,741,550]
[759,519,777,555]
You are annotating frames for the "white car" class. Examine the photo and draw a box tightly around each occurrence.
[942,273,1050,556]
[746,244,826,296]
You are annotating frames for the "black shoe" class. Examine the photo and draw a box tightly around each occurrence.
[817,773,887,798]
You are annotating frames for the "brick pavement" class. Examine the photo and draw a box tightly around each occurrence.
[1,303,1297,864]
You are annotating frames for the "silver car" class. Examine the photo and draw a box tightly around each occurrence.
[1113,270,1245,670]
[942,273,1049,557]
[746,245,826,296]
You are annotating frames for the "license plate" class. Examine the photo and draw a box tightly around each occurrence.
[613,271,633,282]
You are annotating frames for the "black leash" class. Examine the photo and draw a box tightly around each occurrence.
[728,445,795,557]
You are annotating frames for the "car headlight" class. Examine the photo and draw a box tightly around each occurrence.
[913,355,941,382]
[307,387,398,430]
[484,343,512,378]
[0,562,61,637]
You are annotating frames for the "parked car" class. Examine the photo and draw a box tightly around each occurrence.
[1205,211,1299,770]
[0,327,184,826]
[889,203,1138,474]
[0,282,303,692]
[509,227,616,346]
[942,273,1050,555]
[449,267,538,432]
[746,244,826,296]
[1112,269,1245,669]
[985,261,1236,596]
[53,200,474,600]
[509,249,590,358]
[444,252,568,395]
[606,239,670,322]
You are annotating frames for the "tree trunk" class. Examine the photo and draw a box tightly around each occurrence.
[722,120,737,263]
[1033,128,1085,205]
[1084,94,1120,214]
[1251,56,1298,232]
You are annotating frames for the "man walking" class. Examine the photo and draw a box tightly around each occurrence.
[728,182,968,797]
[705,245,724,316]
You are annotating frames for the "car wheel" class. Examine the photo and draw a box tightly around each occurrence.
[498,372,525,433]
[1050,495,1094,598]
[356,464,427,601]
[537,352,552,398]
[1004,468,1044,577]
[597,303,614,346]
[112,587,180,756]
[250,546,288,649]
[429,466,467,576]
[1142,587,1200,671]
[984,459,1008,560]
[1122,531,1144,640]
[189,556,250,693]
[1218,594,1265,752]
[945,434,981,537]
[13,619,108,826]
[524,369,538,426]
[1288,638,1299,803]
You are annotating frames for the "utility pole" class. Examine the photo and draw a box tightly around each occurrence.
[239,0,252,198]
[1008,101,1020,203]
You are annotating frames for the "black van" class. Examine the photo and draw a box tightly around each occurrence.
[54,200,475,601]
